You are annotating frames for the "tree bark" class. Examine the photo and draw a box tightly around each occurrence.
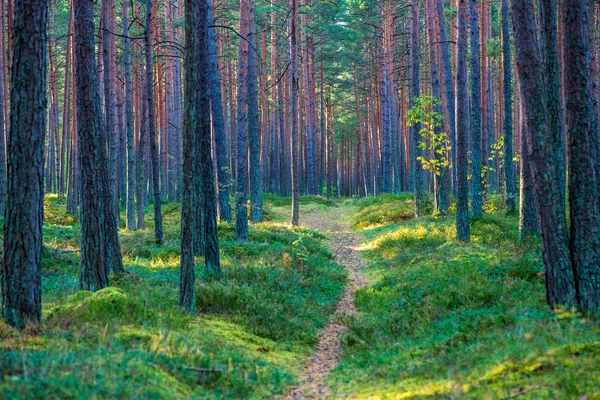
[145,0,163,245]
[236,0,250,238]
[74,0,124,291]
[122,0,135,230]
[501,0,516,211]
[469,0,483,217]
[2,0,47,328]
[511,0,576,309]
[455,0,470,241]
[562,0,600,311]
[207,1,232,222]
[248,1,262,222]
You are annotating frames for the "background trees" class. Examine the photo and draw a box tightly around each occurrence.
[3,0,600,328]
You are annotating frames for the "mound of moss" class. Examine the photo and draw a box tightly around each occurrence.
[47,287,151,326]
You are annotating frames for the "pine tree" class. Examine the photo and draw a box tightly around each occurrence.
[2,0,47,328]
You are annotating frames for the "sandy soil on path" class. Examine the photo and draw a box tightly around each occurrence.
[285,205,368,399]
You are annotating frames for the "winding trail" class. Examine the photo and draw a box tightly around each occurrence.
[286,205,368,399]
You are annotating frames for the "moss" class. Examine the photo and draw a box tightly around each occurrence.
[47,287,152,326]
[0,320,16,339]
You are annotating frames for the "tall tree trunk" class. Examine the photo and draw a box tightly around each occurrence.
[236,0,250,239]
[75,0,124,291]
[145,0,163,245]
[436,0,457,193]
[426,0,448,213]
[455,0,470,241]
[469,0,483,217]
[136,68,148,230]
[518,88,538,239]
[0,0,6,215]
[562,0,600,311]
[248,1,262,222]
[501,0,516,211]
[511,0,576,309]
[539,0,567,200]
[290,0,300,225]
[410,0,425,216]
[122,0,135,230]
[207,2,232,222]
[102,0,119,226]
[2,0,47,328]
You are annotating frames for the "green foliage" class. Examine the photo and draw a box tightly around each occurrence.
[0,194,345,399]
[329,196,600,398]
[407,95,451,175]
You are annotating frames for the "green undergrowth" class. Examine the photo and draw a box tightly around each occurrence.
[0,194,345,398]
[329,194,600,399]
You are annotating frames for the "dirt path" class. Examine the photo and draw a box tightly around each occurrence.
[286,205,368,399]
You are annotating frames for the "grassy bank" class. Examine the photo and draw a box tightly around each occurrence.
[330,194,600,399]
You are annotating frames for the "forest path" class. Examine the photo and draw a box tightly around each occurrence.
[286,204,368,399]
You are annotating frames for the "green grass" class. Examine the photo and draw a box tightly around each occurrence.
[328,194,600,399]
[0,194,346,399]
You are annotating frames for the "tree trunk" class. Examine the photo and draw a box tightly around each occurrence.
[469,0,483,217]
[236,0,250,239]
[518,88,538,240]
[290,0,300,225]
[2,0,47,328]
[455,0,470,241]
[511,0,576,309]
[145,0,163,245]
[410,0,425,216]
[207,1,232,222]
[426,0,448,213]
[435,0,457,193]
[562,0,600,311]
[501,0,516,211]
[122,0,135,230]
[248,1,262,222]
[74,0,124,291]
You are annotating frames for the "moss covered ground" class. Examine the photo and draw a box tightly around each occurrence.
[1,193,599,398]
[327,194,600,399]
[0,194,345,399]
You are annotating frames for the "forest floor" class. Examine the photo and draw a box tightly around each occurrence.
[1,194,600,399]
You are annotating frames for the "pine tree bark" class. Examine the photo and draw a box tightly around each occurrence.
[426,0,448,213]
[102,0,119,227]
[501,0,516,211]
[455,0,470,241]
[2,0,47,328]
[469,0,483,217]
[435,0,457,192]
[122,0,135,230]
[236,0,250,239]
[518,90,538,240]
[410,0,425,216]
[248,1,263,222]
[562,0,600,311]
[207,1,232,222]
[511,0,576,309]
[290,0,300,225]
[0,1,6,215]
[539,0,567,198]
[145,0,163,245]
[75,0,124,291]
